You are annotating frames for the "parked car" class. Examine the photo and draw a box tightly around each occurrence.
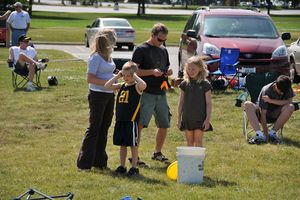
[178,8,291,78]
[85,18,135,50]
[288,37,300,83]
[0,18,7,46]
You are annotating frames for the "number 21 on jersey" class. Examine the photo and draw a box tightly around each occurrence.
[118,90,129,103]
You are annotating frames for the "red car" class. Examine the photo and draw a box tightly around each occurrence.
[0,19,8,46]
[178,8,291,77]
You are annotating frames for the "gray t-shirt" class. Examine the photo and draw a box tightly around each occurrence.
[87,53,115,93]
[179,79,212,122]
[258,82,295,111]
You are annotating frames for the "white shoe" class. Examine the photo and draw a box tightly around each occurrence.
[26,85,36,91]
[36,62,47,70]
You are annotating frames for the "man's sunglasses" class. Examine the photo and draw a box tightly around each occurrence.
[157,37,167,43]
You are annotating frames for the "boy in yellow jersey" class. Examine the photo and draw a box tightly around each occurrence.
[105,61,146,176]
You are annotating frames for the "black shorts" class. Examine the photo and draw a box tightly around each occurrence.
[14,62,29,75]
[113,121,139,146]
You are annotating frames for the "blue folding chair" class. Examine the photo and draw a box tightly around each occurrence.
[208,47,240,90]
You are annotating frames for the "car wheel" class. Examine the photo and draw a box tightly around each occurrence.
[84,35,89,48]
[117,44,122,49]
[290,59,300,83]
[128,44,134,51]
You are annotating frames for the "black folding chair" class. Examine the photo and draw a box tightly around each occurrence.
[8,62,42,89]
[13,188,73,200]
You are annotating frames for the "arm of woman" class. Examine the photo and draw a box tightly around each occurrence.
[87,73,109,86]
[177,90,184,130]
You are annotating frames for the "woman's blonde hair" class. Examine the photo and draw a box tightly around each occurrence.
[91,29,116,61]
[184,56,208,83]
[122,61,137,75]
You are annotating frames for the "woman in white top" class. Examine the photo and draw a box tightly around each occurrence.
[77,29,117,171]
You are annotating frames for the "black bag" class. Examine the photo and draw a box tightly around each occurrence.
[48,76,58,86]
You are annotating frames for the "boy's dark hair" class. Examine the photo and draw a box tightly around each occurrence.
[275,75,291,94]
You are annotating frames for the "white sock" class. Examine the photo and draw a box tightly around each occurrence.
[255,130,265,138]
[269,129,276,136]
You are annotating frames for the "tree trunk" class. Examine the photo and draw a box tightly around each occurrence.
[28,0,33,16]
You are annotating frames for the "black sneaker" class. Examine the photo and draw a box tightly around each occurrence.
[127,167,139,177]
[151,152,169,162]
[128,157,149,168]
[115,166,127,174]
[269,134,281,144]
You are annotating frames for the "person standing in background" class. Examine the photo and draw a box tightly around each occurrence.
[6,2,30,46]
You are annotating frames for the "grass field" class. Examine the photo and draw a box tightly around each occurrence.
[0,49,300,199]
[27,12,300,45]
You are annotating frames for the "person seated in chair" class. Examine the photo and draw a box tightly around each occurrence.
[244,75,295,144]
[7,35,47,91]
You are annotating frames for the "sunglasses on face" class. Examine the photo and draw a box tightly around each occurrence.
[157,37,167,43]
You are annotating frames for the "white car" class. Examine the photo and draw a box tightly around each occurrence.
[85,18,135,50]
[288,37,300,83]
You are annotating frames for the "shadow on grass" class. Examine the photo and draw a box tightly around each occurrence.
[13,87,55,92]
[282,137,300,148]
[32,15,81,21]
[201,176,237,188]
[93,169,168,186]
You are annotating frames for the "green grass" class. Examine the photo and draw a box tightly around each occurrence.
[0,49,300,199]
[27,12,300,45]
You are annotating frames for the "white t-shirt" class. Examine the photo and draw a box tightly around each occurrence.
[7,10,30,29]
[11,46,36,65]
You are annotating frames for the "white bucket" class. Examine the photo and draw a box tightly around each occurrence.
[176,146,205,184]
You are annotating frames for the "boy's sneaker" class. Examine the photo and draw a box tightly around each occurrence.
[128,157,149,168]
[269,134,281,144]
[36,62,47,70]
[248,134,266,145]
[115,166,127,174]
[26,84,36,92]
[151,152,169,162]
[127,167,139,177]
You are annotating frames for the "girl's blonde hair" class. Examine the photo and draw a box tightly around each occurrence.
[184,56,209,83]
[91,29,116,61]
[122,61,137,74]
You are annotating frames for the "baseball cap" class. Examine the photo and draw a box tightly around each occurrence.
[14,2,23,7]
[18,35,31,42]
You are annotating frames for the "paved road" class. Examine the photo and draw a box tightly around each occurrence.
[35,44,180,77]
[32,3,300,15]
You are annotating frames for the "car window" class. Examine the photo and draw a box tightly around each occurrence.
[91,19,99,28]
[203,16,278,38]
[103,20,130,27]
[183,13,197,33]
[193,14,202,36]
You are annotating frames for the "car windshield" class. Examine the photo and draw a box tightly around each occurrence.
[203,16,278,38]
[103,20,130,27]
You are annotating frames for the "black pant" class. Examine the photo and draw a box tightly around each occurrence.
[77,90,114,169]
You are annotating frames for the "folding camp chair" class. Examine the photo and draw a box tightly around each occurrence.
[240,72,300,142]
[209,47,240,90]
[13,188,73,200]
[8,62,42,89]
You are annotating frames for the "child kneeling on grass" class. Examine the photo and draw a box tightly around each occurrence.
[177,56,213,147]
[105,61,146,176]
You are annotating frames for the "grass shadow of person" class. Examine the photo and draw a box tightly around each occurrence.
[281,137,300,148]
[200,176,237,188]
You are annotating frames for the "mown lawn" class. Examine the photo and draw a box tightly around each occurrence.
[26,12,300,45]
[0,49,300,199]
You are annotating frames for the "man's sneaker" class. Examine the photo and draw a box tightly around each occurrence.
[36,62,47,70]
[127,167,139,177]
[115,166,127,174]
[128,157,149,168]
[269,134,281,144]
[26,84,36,92]
[151,152,169,162]
[248,135,266,145]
